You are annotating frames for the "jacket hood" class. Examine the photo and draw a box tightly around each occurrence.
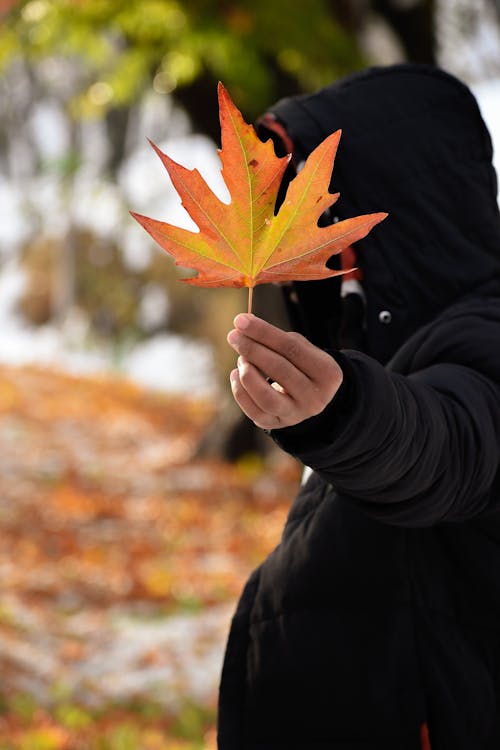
[260,64,500,363]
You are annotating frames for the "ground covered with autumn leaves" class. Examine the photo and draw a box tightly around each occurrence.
[0,364,300,749]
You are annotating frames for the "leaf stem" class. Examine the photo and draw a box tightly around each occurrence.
[248,286,253,314]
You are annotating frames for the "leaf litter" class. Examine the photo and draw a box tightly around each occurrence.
[0,363,299,747]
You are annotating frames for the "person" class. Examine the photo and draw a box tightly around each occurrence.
[217,63,500,750]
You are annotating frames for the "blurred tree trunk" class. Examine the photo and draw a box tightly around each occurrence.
[52,226,77,324]
[52,120,80,325]
[371,0,436,62]
[328,0,436,63]
[105,105,132,178]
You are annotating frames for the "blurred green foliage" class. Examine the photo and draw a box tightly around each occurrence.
[0,0,364,119]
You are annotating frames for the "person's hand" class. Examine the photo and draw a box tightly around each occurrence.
[227,313,343,430]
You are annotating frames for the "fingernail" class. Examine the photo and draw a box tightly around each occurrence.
[230,369,238,385]
[227,330,240,346]
[234,313,251,330]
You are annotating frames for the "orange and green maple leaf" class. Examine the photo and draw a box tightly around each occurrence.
[130,83,387,291]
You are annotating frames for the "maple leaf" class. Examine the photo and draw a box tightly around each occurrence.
[130,83,387,311]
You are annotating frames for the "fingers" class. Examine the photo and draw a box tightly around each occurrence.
[229,368,283,430]
[227,330,310,401]
[230,313,331,381]
[237,356,294,414]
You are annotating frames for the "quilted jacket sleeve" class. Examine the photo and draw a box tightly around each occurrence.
[271,350,500,527]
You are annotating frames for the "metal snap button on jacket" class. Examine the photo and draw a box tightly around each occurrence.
[378,310,392,324]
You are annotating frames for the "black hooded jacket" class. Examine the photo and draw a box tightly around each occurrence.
[217,64,500,750]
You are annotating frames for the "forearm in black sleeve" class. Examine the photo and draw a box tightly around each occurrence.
[271,351,500,526]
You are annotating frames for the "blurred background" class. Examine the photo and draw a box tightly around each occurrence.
[0,1,499,748]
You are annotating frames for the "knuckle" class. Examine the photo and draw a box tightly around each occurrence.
[236,335,252,357]
[308,386,327,415]
[309,399,325,416]
[325,361,343,390]
[284,332,303,359]
[272,360,290,385]
[239,367,252,388]
[314,356,342,386]
[231,380,244,400]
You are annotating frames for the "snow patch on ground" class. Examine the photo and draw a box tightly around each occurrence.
[125,333,216,396]
[0,594,233,709]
